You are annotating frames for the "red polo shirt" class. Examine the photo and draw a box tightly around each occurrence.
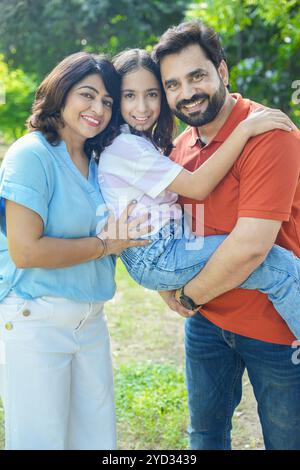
[171,93,300,345]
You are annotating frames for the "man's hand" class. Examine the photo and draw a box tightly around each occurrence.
[158,290,196,318]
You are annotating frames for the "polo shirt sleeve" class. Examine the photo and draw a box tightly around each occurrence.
[236,130,300,222]
[0,139,50,228]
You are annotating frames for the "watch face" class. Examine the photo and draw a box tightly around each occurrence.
[180,295,195,310]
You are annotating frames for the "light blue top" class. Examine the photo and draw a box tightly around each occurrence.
[0,131,116,302]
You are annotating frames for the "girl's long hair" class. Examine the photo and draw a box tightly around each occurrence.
[113,48,175,156]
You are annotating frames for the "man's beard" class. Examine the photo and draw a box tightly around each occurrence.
[172,80,227,127]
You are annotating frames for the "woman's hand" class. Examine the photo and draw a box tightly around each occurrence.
[158,290,195,318]
[96,202,153,256]
[238,108,297,138]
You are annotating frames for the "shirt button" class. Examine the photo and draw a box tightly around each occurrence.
[22,309,31,317]
[5,322,13,331]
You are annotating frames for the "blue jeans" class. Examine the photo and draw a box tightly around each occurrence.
[185,313,300,450]
[121,221,300,339]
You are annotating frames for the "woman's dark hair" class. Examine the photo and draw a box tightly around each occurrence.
[27,52,120,159]
[113,48,175,156]
[152,20,227,70]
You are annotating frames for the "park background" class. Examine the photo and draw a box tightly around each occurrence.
[0,0,299,450]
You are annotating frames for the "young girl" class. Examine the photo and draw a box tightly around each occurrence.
[97,49,300,339]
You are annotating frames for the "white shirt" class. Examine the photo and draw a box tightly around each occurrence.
[98,125,183,237]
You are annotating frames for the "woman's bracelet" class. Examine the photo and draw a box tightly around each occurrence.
[95,236,108,259]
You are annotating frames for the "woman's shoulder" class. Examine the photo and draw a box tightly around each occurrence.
[4,131,56,169]
[5,131,49,158]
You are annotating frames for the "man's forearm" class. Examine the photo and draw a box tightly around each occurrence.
[183,231,267,305]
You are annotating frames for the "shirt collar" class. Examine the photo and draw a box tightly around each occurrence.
[120,123,131,134]
[187,93,251,148]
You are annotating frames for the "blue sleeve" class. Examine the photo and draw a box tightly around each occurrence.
[0,136,51,231]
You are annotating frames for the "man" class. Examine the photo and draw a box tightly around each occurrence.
[152,21,300,450]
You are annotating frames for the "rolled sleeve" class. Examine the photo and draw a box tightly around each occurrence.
[0,181,48,227]
[0,138,50,229]
[132,147,183,199]
[144,162,182,199]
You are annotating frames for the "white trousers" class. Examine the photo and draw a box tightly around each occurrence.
[0,293,116,450]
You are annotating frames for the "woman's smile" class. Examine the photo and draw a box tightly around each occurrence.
[81,113,103,128]
[60,73,113,142]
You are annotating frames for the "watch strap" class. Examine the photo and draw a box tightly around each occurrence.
[176,286,203,310]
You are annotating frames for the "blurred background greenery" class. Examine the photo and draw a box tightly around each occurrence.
[0,0,299,142]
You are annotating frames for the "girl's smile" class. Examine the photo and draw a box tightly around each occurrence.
[120,67,161,132]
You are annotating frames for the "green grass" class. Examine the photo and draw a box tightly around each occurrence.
[106,262,185,368]
[106,262,190,449]
[115,363,188,450]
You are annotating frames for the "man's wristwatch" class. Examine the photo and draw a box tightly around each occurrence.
[175,286,204,311]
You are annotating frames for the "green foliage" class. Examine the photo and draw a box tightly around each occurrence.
[186,0,300,125]
[0,0,187,80]
[0,55,37,142]
[115,363,188,450]
[1,0,298,139]
[0,145,8,161]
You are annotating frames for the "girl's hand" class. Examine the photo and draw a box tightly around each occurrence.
[97,202,153,256]
[239,107,297,138]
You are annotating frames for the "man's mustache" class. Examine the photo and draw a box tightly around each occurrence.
[176,94,209,111]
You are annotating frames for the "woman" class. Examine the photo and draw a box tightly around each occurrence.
[0,52,151,450]
[97,49,300,339]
